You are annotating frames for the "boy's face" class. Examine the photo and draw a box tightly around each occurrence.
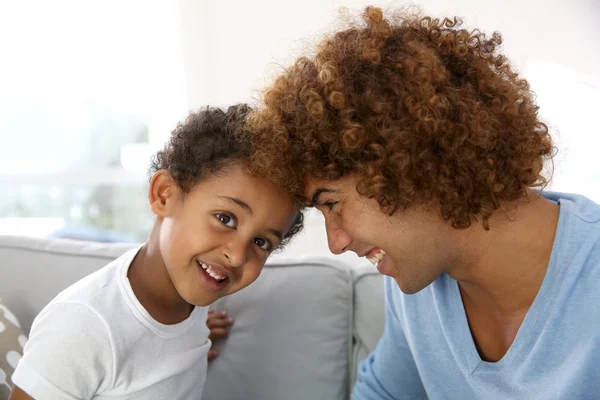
[305,175,460,294]
[153,164,298,306]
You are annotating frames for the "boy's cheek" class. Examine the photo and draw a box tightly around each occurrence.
[233,266,264,292]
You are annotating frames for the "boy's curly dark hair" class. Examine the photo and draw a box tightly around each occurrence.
[150,104,303,246]
[247,7,554,229]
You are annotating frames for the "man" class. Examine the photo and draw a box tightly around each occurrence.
[246,6,600,399]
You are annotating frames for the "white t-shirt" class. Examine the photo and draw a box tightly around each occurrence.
[12,247,210,400]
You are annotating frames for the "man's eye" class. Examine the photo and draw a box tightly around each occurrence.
[216,214,236,228]
[253,237,272,251]
[324,201,338,211]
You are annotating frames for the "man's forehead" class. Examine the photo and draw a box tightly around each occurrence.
[303,176,329,198]
[303,176,346,205]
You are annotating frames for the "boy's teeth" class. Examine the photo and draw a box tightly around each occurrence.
[201,263,226,281]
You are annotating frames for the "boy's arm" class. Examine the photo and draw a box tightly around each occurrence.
[8,385,35,400]
[11,302,112,400]
[352,278,426,399]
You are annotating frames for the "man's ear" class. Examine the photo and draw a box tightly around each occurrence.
[149,170,177,217]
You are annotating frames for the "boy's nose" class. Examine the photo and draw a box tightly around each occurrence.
[223,240,248,268]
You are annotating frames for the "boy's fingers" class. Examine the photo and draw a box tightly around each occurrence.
[207,349,219,361]
[208,328,229,341]
[206,317,234,329]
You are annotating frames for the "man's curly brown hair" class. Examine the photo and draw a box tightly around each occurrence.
[247,7,554,229]
[149,104,303,247]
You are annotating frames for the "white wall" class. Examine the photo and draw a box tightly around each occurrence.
[178,0,600,104]
[175,0,600,263]
[0,0,188,175]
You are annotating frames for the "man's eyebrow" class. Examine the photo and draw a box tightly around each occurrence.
[311,188,338,206]
[218,196,253,215]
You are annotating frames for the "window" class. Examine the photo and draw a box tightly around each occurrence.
[2,2,598,246]
[0,1,186,242]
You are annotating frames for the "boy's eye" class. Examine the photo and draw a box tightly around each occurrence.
[253,237,272,251]
[216,213,236,228]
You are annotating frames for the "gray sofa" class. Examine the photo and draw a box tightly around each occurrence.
[0,235,385,400]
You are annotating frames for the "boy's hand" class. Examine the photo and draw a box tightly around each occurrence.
[206,310,234,361]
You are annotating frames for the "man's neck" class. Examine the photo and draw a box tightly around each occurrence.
[449,189,560,316]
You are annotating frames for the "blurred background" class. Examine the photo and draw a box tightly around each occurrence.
[1,0,599,264]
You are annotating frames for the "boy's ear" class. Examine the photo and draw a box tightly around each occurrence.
[149,170,177,217]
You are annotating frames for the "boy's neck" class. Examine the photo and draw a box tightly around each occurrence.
[449,189,560,316]
[128,225,194,325]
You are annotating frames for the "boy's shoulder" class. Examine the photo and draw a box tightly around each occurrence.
[48,247,141,316]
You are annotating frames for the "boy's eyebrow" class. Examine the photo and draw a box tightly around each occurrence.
[218,196,283,241]
[219,196,253,215]
[267,228,283,241]
[311,188,339,206]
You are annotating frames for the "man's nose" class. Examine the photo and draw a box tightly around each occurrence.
[324,220,353,255]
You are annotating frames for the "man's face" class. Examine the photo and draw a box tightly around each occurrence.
[305,175,459,294]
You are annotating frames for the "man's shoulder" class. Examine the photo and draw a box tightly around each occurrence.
[543,191,600,224]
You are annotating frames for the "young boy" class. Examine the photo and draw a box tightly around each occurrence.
[9,104,304,400]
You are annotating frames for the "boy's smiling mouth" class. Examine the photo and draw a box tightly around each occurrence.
[196,260,232,292]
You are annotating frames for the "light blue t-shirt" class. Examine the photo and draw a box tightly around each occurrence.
[353,192,600,399]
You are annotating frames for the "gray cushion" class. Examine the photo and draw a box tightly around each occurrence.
[351,265,385,390]
[204,256,353,400]
[0,298,28,399]
[0,236,355,399]
[0,235,135,334]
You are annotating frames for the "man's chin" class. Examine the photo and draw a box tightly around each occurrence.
[394,277,432,295]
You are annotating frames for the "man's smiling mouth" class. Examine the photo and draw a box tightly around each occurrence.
[366,249,386,265]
